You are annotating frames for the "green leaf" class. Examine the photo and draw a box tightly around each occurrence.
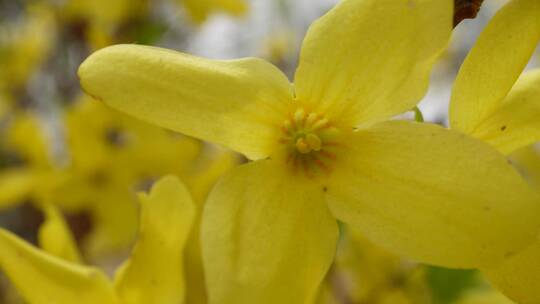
[426,266,481,304]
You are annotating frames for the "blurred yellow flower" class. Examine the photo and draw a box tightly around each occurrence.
[58,0,148,48]
[0,100,238,303]
[0,4,56,92]
[79,0,540,302]
[0,176,195,304]
[318,227,431,304]
[181,0,247,23]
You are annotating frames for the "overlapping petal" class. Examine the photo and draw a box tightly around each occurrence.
[183,149,239,304]
[450,0,540,134]
[294,0,452,126]
[326,120,540,268]
[114,176,195,304]
[471,69,540,155]
[78,44,293,160]
[202,160,339,304]
[0,229,117,304]
[482,238,540,304]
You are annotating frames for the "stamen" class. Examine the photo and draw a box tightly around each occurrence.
[305,134,321,151]
[294,108,306,126]
[312,118,329,131]
[279,108,342,177]
[282,120,293,134]
[305,113,318,128]
[296,137,311,154]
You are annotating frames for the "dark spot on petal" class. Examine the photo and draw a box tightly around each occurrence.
[323,186,328,192]
[500,125,507,131]
[505,251,515,258]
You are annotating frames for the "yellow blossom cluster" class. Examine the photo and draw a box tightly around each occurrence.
[0,0,539,303]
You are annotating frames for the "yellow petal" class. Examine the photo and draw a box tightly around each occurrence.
[38,204,83,264]
[78,44,292,160]
[202,160,339,304]
[326,121,540,268]
[482,237,540,304]
[0,168,35,210]
[183,149,239,304]
[471,69,540,155]
[0,229,117,304]
[114,176,195,304]
[294,0,452,126]
[450,0,540,134]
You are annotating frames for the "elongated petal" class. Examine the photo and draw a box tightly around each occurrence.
[202,160,339,304]
[38,204,82,264]
[450,0,540,134]
[0,229,116,304]
[294,0,452,126]
[471,69,540,155]
[114,176,195,304]
[326,121,540,268]
[483,238,540,304]
[79,44,292,160]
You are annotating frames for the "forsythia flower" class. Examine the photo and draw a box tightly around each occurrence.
[0,176,195,304]
[78,0,540,303]
[448,0,540,303]
[0,4,56,92]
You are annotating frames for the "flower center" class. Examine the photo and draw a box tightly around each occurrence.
[279,108,341,177]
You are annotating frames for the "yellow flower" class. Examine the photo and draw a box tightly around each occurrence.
[0,4,56,92]
[449,1,540,303]
[181,0,247,23]
[0,176,195,304]
[450,0,540,155]
[1,100,237,302]
[78,0,540,302]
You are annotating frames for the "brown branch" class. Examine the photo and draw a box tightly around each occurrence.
[454,0,485,27]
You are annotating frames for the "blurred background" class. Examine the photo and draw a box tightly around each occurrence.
[0,0,538,303]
